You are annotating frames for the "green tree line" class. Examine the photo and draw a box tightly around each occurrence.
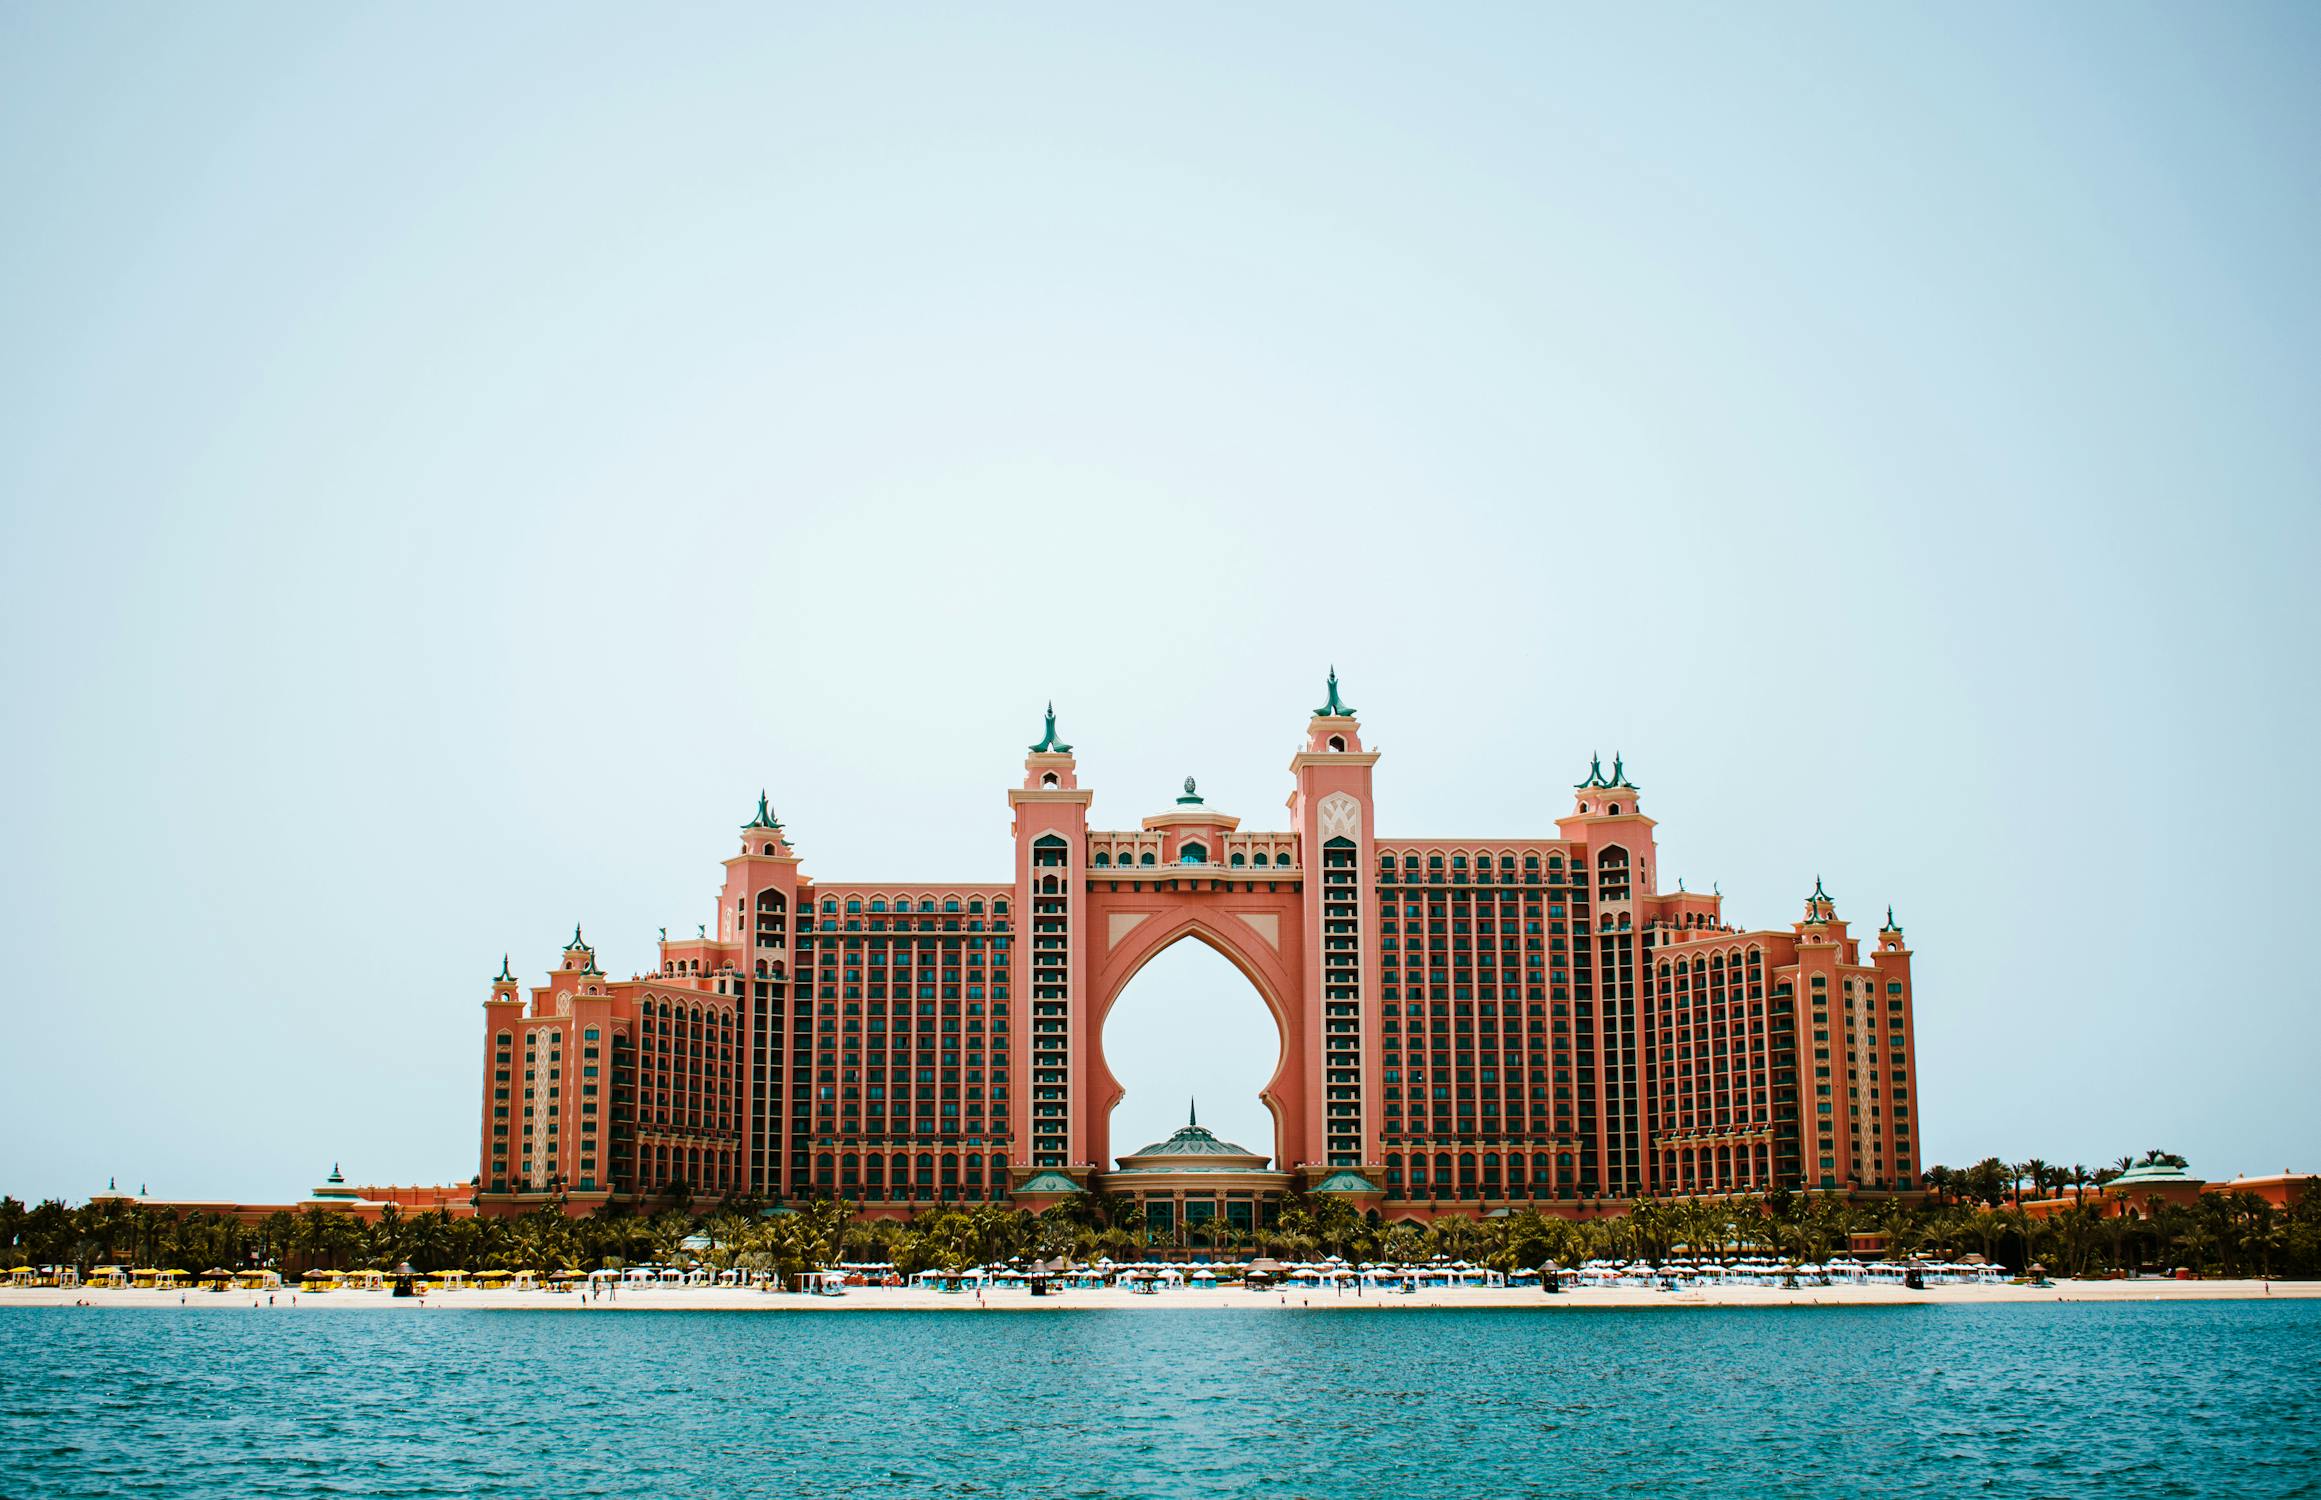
[6,1160,2315,1285]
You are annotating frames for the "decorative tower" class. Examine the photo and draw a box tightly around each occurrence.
[718,789,805,1198]
[1010,703,1094,1181]
[1871,903,1920,1190]
[1554,755,1660,1197]
[1288,667,1382,1177]
[479,955,524,1195]
[559,925,595,975]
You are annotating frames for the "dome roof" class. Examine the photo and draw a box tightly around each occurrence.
[2106,1160,2200,1188]
[1113,1102,1271,1172]
[1124,1122,1258,1160]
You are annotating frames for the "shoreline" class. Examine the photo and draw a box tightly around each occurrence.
[4,1279,2313,1312]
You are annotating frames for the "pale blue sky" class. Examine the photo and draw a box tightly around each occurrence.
[3,6,2315,1201]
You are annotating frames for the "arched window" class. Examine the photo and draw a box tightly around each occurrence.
[1327,735,1346,752]
[1041,771,1059,788]
[1180,842,1207,864]
[1093,851,1111,867]
[1140,852,1156,866]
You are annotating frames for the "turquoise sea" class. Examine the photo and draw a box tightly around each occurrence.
[3,1303,2317,1498]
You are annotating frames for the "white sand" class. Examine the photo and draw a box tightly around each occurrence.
[5,1279,2313,1311]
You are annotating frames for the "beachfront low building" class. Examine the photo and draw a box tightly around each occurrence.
[1030,1105,1303,1243]
[2020,1167,2316,1221]
[475,677,1922,1220]
[83,1167,475,1225]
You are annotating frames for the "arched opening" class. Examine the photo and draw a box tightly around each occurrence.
[1100,937,1281,1169]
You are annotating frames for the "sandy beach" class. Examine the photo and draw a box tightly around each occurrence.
[5,1279,2312,1312]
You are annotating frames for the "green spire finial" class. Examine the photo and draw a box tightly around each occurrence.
[1029,701,1073,754]
[565,923,586,950]
[744,790,778,830]
[1609,753,1634,789]
[1882,904,1899,932]
[1575,753,1606,790]
[1189,1098,1198,1129]
[495,954,514,983]
[1812,875,1828,901]
[1313,667,1355,718]
[1177,776,1202,805]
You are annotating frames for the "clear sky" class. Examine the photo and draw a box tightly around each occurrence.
[3,5,2316,1202]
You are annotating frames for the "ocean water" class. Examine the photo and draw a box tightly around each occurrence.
[2,1302,2317,1498]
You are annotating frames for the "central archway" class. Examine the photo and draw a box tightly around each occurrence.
[1100,937,1283,1171]
[1083,891,1311,1174]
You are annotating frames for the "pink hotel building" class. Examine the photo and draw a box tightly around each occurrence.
[477,675,1921,1219]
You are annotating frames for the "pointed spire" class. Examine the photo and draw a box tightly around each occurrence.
[1189,1098,1199,1129]
[743,790,779,830]
[1313,667,1356,718]
[1608,753,1635,789]
[1812,875,1828,901]
[1881,904,1901,933]
[495,954,514,983]
[1029,701,1073,754]
[1575,752,1606,790]
[564,923,587,951]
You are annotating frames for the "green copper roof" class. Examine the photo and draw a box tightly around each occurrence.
[1312,666,1356,718]
[1176,776,1203,805]
[1015,1171,1086,1195]
[1575,753,1606,790]
[1121,1102,1263,1161]
[2108,1160,2198,1188]
[1029,702,1073,754]
[1311,1169,1382,1195]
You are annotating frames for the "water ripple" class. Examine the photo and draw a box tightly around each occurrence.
[1,1304,2317,1498]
